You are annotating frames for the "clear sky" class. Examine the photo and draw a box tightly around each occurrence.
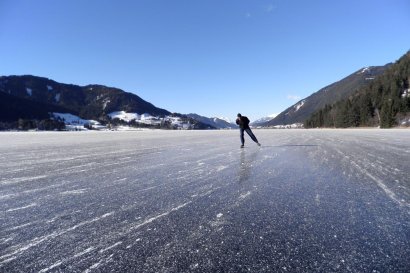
[1,0,409,121]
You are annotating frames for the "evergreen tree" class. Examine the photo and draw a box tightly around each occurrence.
[305,51,410,128]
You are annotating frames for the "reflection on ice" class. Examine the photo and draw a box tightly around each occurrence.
[238,149,259,183]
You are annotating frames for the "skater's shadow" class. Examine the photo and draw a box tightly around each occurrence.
[238,149,259,183]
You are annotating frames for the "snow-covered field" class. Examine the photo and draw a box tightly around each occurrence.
[0,129,409,272]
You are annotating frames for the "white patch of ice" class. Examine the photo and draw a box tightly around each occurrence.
[73,247,95,258]
[334,148,406,208]
[5,222,33,231]
[216,165,227,172]
[129,202,191,232]
[55,93,60,102]
[60,189,88,195]
[216,213,223,218]
[84,261,102,273]
[0,237,13,244]
[47,85,53,91]
[26,88,32,96]
[38,261,62,273]
[1,175,47,185]
[0,211,115,265]
[99,242,122,253]
[315,194,320,205]
[239,191,251,199]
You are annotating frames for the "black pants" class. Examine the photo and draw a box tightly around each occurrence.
[240,128,258,145]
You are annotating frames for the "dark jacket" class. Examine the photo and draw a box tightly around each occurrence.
[236,116,250,129]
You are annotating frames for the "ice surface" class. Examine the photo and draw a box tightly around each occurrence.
[0,129,409,272]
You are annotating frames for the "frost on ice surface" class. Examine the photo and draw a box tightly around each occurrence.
[1,130,409,273]
[26,88,32,96]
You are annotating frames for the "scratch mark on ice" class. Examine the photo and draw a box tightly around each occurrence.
[129,202,191,232]
[0,212,115,265]
[1,175,47,185]
[38,261,62,273]
[60,188,88,195]
[239,191,251,199]
[99,242,122,253]
[6,203,37,212]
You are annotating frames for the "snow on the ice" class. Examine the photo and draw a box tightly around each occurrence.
[26,88,32,96]
[47,85,53,91]
[55,93,60,102]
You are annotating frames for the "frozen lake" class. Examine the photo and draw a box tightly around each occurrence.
[1,129,409,272]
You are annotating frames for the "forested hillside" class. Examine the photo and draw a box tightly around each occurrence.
[266,65,387,127]
[305,52,410,128]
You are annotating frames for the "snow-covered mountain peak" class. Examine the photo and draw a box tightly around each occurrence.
[251,113,278,125]
[217,117,233,124]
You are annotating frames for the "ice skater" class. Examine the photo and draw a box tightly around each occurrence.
[236,113,261,148]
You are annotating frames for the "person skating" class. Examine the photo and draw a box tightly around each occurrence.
[236,113,261,148]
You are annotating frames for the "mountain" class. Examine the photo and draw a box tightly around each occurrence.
[305,51,410,128]
[0,91,72,122]
[251,114,278,126]
[0,75,214,130]
[186,114,237,129]
[265,65,389,126]
[217,117,234,124]
[0,75,170,121]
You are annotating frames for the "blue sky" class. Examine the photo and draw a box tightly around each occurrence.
[1,0,409,121]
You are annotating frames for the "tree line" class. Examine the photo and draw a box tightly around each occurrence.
[305,51,410,128]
